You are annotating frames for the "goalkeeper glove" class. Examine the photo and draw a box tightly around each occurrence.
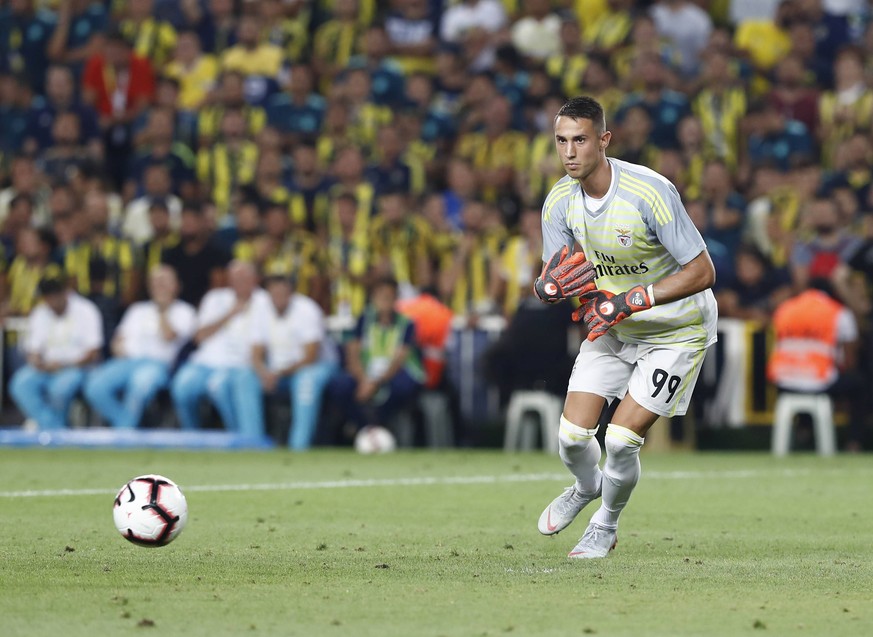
[574,285,654,341]
[534,246,597,303]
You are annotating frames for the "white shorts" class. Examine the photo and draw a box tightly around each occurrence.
[567,333,710,418]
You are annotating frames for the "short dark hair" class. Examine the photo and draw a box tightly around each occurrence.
[556,97,606,133]
[371,275,399,294]
[38,269,67,296]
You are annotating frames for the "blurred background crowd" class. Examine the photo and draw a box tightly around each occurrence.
[1,0,872,449]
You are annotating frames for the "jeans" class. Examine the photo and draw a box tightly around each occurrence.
[272,360,337,450]
[170,362,264,437]
[83,358,170,429]
[9,365,87,430]
[330,368,422,431]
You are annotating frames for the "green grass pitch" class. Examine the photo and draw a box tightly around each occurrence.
[1,448,872,637]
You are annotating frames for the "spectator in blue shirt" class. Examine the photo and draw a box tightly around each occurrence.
[23,65,100,157]
[615,56,690,149]
[46,0,108,80]
[266,64,325,144]
[355,25,406,107]
[745,100,814,172]
[0,72,30,155]
[0,0,56,93]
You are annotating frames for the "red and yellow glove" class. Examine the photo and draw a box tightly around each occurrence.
[573,285,653,341]
[534,246,597,303]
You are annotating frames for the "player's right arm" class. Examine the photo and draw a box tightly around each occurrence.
[536,179,595,303]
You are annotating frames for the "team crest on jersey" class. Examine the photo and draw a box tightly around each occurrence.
[615,227,633,247]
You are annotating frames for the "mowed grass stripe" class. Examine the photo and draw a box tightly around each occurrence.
[6,466,867,498]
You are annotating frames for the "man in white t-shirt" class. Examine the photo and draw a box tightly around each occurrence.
[83,266,196,429]
[169,261,270,436]
[252,274,338,450]
[9,274,104,430]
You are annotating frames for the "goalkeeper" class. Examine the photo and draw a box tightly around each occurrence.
[532,97,718,559]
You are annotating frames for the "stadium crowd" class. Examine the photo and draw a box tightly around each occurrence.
[1,0,872,449]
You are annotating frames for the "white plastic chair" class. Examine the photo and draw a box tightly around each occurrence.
[504,390,563,453]
[772,393,836,456]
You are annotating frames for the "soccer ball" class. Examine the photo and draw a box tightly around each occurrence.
[113,474,188,547]
[354,425,397,454]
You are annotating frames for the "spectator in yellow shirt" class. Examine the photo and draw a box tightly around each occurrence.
[198,71,267,146]
[164,30,219,111]
[369,190,433,297]
[120,0,177,67]
[454,95,527,204]
[313,0,364,93]
[196,109,259,218]
[222,14,284,80]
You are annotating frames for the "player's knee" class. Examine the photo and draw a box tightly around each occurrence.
[558,414,599,448]
[604,423,644,457]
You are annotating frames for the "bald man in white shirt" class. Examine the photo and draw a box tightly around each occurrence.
[170,261,270,436]
[83,266,196,429]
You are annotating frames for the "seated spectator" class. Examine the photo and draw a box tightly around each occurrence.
[585,0,634,58]
[0,71,29,159]
[9,272,103,430]
[768,279,866,451]
[819,46,872,169]
[258,0,310,65]
[612,105,658,167]
[123,165,183,246]
[2,227,59,318]
[692,51,747,169]
[440,0,508,71]
[791,197,862,290]
[125,107,196,203]
[45,0,108,77]
[23,65,101,157]
[221,14,283,105]
[493,208,542,317]
[716,245,792,322]
[439,200,506,316]
[164,29,219,111]
[745,101,814,172]
[253,273,338,449]
[81,29,156,188]
[196,108,259,218]
[615,56,689,149]
[197,71,266,147]
[326,192,369,318]
[313,0,365,92]
[0,0,54,93]
[0,155,51,229]
[330,276,425,435]
[365,125,414,197]
[356,25,406,107]
[142,200,180,275]
[170,260,270,435]
[120,0,178,68]
[649,0,712,77]
[767,54,820,139]
[385,0,438,74]
[510,0,561,62]
[83,265,196,429]
[369,190,432,299]
[265,64,325,144]
[37,112,97,185]
[161,201,231,307]
[288,140,331,236]
[700,160,746,255]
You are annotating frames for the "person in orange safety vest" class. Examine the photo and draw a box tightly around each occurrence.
[768,279,866,450]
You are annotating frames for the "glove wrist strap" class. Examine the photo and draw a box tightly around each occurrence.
[646,284,656,307]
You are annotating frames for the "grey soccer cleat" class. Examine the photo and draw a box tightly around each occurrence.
[567,523,618,559]
[537,484,601,536]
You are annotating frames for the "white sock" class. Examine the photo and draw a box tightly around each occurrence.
[589,423,644,530]
[558,415,602,496]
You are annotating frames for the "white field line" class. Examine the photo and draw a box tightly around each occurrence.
[0,467,837,499]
